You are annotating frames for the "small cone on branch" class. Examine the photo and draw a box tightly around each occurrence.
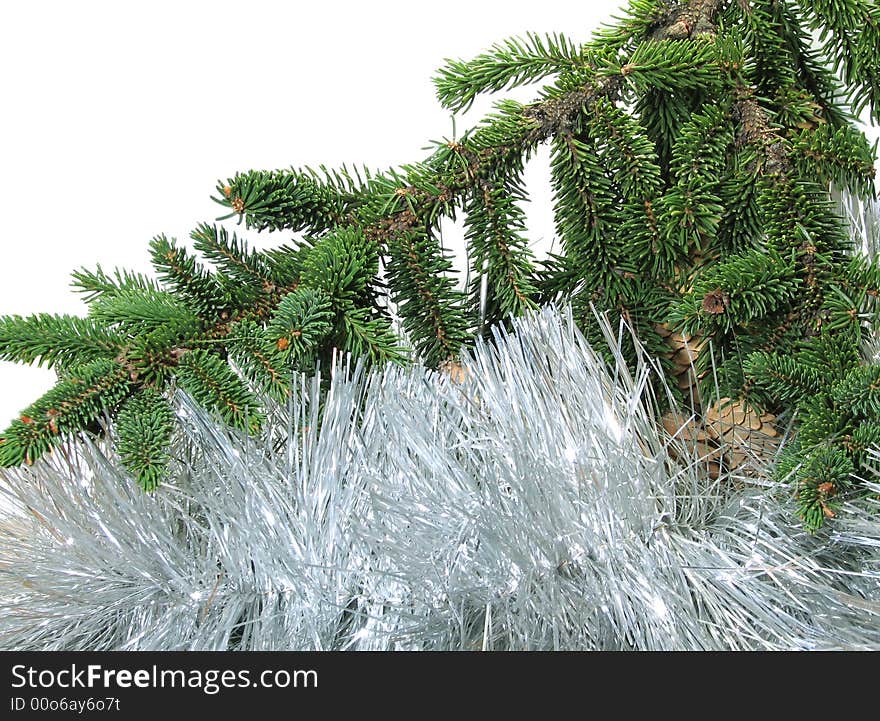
[661,409,724,479]
[704,397,779,472]
[655,323,708,405]
[657,308,779,480]
[662,398,780,480]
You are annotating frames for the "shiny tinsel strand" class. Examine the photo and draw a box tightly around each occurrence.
[1,307,880,650]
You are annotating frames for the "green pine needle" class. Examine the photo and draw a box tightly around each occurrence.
[115,389,176,491]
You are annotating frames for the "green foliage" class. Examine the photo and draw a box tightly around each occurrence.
[71,265,161,303]
[1,0,879,521]
[302,228,377,307]
[115,389,176,491]
[190,223,276,309]
[791,123,877,199]
[434,32,585,113]
[384,225,470,366]
[793,446,854,532]
[149,234,231,320]
[176,350,263,434]
[337,307,405,364]
[800,0,880,123]
[742,351,826,408]
[672,249,801,336]
[0,359,131,467]
[89,286,202,336]
[746,328,880,531]
[266,288,334,361]
[613,37,726,94]
[0,314,124,370]
[463,165,538,330]
[213,165,366,233]
[226,320,292,403]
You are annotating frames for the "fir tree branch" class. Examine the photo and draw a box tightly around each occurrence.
[115,388,176,491]
[175,350,263,434]
[0,359,131,467]
[213,166,362,233]
[71,265,161,304]
[0,314,124,370]
[227,320,292,403]
[798,0,880,123]
[266,288,334,359]
[791,124,877,199]
[733,86,793,178]
[434,32,586,113]
[190,223,275,291]
[384,222,470,366]
[149,234,231,320]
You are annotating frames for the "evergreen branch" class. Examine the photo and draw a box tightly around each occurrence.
[743,350,826,407]
[6,0,880,529]
[547,130,622,293]
[595,0,724,50]
[716,160,763,251]
[615,37,726,94]
[303,228,379,308]
[265,288,335,359]
[89,287,203,337]
[261,243,310,289]
[670,105,734,184]
[227,320,292,403]
[434,32,587,113]
[189,223,275,291]
[590,0,674,53]
[190,223,280,312]
[0,314,124,370]
[791,124,877,199]
[70,265,161,305]
[0,359,131,467]
[656,185,724,261]
[798,0,880,123]
[796,325,862,380]
[760,179,850,273]
[213,166,364,233]
[385,224,471,366]
[839,254,880,297]
[796,394,849,448]
[149,234,231,319]
[463,168,538,330]
[125,328,194,388]
[762,0,849,127]
[732,87,793,178]
[732,83,854,293]
[794,446,854,530]
[739,0,801,100]
[848,421,880,464]
[584,97,663,200]
[671,248,801,335]
[338,307,407,365]
[115,388,176,491]
[175,350,263,434]
[201,0,729,369]
[821,282,873,332]
[581,97,666,274]
[832,364,880,419]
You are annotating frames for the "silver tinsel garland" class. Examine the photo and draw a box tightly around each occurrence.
[1,306,880,650]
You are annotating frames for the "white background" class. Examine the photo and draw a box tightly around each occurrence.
[0,1,876,428]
